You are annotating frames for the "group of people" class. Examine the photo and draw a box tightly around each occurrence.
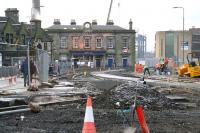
[21,58,37,87]
[49,60,60,76]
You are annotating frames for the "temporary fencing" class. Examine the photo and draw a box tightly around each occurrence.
[8,76,17,85]
[0,66,18,78]
[0,66,18,87]
[134,64,143,73]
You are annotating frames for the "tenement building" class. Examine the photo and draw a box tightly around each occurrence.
[45,19,136,69]
[0,8,52,66]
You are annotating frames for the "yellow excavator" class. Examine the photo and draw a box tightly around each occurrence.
[178,52,200,77]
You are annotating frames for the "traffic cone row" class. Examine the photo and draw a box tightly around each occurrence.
[82,96,149,133]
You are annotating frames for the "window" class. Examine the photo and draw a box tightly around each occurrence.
[73,37,79,48]
[0,53,2,67]
[96,38,102,48]
[160,39,163,57]
[6,33,9,43]
[107,37,114,48]
[44,42,47,50]
[122,38,129,48]
[84,37,91,48]
[47,42,52,51]
[165,32,174,58]
[21,34,25,45]
[60,36,67,48]
[1,33,4,42]
[37,43,42,49]
[10,34,13,44]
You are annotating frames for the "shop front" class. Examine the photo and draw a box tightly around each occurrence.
[70,51,106,68]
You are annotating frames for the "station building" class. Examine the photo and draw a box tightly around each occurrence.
[45,19,136,69]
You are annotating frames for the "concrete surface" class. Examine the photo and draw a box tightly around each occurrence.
[92,71,200,92]
[0,77,27,94]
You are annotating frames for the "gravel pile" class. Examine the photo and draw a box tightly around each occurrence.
[94,81,176,110]
[111,81,176,110]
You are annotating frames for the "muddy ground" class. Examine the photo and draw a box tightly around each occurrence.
[0,71,200,133]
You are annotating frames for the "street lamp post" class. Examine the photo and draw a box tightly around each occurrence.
[173,6,185,64]
[27,40,31,87]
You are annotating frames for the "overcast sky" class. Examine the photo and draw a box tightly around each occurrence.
[1,0,200,52]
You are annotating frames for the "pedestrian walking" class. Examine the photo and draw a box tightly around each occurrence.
[30,60,37,83]
[21,58,29,87]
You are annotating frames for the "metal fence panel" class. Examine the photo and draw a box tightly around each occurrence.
[0,66,18,78]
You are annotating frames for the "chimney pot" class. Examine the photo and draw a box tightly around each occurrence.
[106,20,114,25]
[5,8,19,23]
[71,19,76,25]
[92,20,97,25]
[54,19,61,25]
[129,19,133,30]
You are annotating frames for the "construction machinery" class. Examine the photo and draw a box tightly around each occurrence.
[106,0,114,24]
[178,52,200,77]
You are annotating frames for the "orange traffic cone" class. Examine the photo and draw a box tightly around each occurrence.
[82,96,96,133]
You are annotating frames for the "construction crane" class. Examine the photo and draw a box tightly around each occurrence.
[106,0,114,24]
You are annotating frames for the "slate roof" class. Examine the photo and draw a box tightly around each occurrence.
[46,24,133,33]
[0,17,7,42]
[0,22,6,33]
[0,17,8,22]
[0,17,7,33]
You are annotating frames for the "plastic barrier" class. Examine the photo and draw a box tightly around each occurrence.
[135,64,143,73]
[0,66,18,87]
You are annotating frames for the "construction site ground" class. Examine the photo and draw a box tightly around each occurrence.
[0,69,200,133]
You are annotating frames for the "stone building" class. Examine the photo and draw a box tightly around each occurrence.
[0,8,52,66]
[46,19,136,69]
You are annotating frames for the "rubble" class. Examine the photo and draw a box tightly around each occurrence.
[0,70,200,132]
[28,102,41,113]
[111,81,176,110]
[94,81,176,110]
[27,85,39,91]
